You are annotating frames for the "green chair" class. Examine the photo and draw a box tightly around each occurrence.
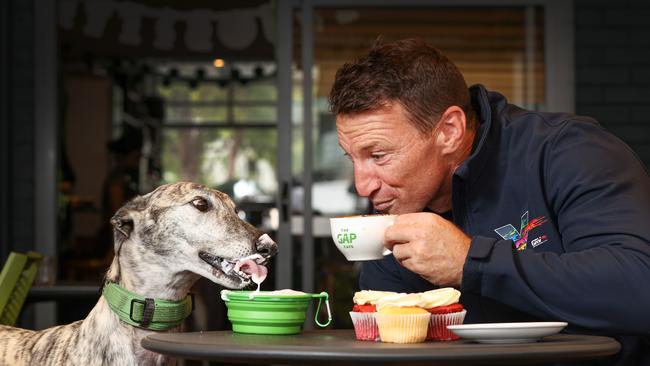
[0,251,43,326]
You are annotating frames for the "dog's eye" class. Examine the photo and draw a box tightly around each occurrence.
[191,198,210,212]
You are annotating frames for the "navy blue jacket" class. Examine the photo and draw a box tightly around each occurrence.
[360,85,650,365]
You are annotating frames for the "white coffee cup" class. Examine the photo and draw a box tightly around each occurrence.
[329,214,397,261]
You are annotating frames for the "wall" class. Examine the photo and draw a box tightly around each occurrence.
[0,0,35,260]
[575,0,650,169]
[64,76,111,248]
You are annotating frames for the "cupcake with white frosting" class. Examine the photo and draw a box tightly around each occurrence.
[420,288,466,341]
[349,290,395,341]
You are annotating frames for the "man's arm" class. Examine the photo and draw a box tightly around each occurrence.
[463,121,650,334]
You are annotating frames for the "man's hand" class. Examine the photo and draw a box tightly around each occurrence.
[384,212,471,287]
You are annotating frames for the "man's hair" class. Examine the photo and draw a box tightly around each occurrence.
[329,37,474,134]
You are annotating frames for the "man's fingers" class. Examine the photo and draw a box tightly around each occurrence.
[384,238,406,253]
[384,223,411,244]
[390,242,411,263]
[384,240,396,251]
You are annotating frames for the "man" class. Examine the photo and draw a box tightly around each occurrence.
[329,38,650,365]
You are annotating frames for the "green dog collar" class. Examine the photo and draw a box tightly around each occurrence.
[102,281,193,331]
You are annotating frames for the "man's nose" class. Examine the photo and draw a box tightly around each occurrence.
[354,163,380,197]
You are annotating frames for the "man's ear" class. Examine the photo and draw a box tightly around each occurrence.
[433,105,468,155]
[110,195,147,253]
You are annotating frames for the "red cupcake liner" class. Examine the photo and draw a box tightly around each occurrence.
[349,312,380,341]
[426,309,467,341]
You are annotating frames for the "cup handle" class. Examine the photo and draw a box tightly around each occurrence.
[312,292,332,327]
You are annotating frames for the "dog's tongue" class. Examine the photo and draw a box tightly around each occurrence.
[235,259,268,285]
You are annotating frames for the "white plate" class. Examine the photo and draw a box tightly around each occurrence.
[447,322,568,344]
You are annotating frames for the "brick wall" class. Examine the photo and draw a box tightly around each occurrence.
[575,0,650,169]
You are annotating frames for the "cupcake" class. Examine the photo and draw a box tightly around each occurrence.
[349,290,395,341]
[374,293,431,344]
[421,288,466,341]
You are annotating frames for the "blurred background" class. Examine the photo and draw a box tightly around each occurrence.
[1,0,648,347]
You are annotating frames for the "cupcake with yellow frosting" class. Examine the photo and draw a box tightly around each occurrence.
[349,290,395,341]
[374,293,431,343]
[421,288,466,341]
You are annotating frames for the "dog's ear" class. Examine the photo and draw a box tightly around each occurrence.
[110,195,148,252]
[110,209,134,238]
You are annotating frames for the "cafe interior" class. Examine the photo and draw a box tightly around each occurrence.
[0,0,648,364]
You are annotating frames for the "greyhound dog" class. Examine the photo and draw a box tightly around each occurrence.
[0,182,277,365]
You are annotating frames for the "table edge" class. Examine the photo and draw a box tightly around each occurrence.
[141,331,621,364]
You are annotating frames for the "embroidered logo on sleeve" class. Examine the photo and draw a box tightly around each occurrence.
[494,211,547,251]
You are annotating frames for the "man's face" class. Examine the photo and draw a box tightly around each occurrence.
[336,102,451,214]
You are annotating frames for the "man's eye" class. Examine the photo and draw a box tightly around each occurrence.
[371,152,387,161]
[191,197,210,212]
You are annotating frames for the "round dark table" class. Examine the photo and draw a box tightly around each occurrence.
[141,329,620,365]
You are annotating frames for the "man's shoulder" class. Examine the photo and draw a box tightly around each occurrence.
[477,85,601,132]
[500,107,600,131]
[494,106,611,150]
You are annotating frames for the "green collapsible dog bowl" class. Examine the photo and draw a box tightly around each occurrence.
[221,291,332,335]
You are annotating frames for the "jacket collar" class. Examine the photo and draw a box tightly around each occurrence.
[454,84,500,184]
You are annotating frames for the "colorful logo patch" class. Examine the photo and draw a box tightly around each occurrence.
[494,211,547,251]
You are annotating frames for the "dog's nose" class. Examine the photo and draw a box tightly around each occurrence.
[256,233,278,258]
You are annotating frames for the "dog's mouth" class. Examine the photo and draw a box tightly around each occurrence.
[198,251,268,284]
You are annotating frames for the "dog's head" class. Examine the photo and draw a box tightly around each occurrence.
[110,182,277,289]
